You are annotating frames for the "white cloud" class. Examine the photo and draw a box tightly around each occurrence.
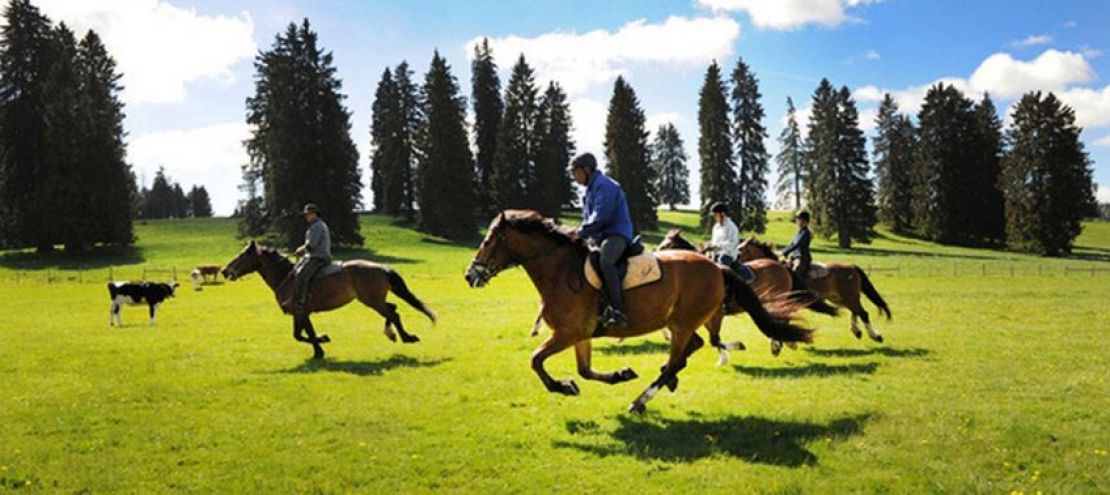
[1079,45,1102,59]
[1098,185,1110,203]
[696,0,880,30]
[1010,34,1052,49]
[1096,135,1110,147]
[1057,85,1110,128]
[570,98,608,159]
[865,49,880,60]
[128,122,251,215]
[36,0,256,104]
[469,16,739,96]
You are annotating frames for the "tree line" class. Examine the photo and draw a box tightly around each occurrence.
[0,0,134,252]
[137,167,212,220]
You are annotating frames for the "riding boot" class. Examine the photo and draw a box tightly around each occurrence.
[793,257,811,290]
[598,236,630,331]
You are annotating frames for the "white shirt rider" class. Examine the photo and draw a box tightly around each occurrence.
[706,205,740,262]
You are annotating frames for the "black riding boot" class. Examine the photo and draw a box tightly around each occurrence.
[598,236,629,330]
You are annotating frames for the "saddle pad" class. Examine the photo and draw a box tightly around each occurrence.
[584,253,662,291]
[312,261,345,279]
[808,262,829,280]
[735,264,756,284]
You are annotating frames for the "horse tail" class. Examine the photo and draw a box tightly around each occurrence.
[386,269,437,323]
[722,269,814,343]
[787,268,840,316]
[855,266,891,320]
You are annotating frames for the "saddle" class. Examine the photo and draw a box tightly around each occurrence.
[790,260,829,280]
[312,261,345,280]
[583,238,661,291]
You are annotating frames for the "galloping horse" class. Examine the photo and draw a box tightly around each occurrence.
[655,229,838,356]
[222,240,436,359]
[739,236,891,342]
[464,210,813,414]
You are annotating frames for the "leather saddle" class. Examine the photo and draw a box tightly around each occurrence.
[584,238,661,291]
[310,261,345,280]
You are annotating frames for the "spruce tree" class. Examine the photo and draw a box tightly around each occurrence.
[1000,92,1095,255]
[145,167,175,219]
[873,94,916,234]
[414,51,475,239]
[650,123,690,211]
[775,97,805,211]
[244,19,363,248]
[803,79,838,233]
[0,0,53,249]
[41,24,83,250]
[393,61,420,219]
[832,86,876,247]
[492,55,537,210]
[471,38,502,216]
[697,61,736,230]
[369,67,394,213]
[912,83,977,244]
[970,93,1005,243]
[532,82,575,217]
[603,76,655,232]
[188,186,213,217]
[730,58,769,233]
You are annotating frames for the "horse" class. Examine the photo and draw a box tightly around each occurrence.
[221,240,436,359]
[464,210,813,414]
[655,229,839,357]
[739,236,891,342]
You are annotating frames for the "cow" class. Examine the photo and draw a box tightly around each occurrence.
[189,265,221,291]
[108,281,178,327]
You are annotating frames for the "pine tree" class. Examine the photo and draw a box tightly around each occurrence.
[244,19,363,248]
[804,79,838,233]
[912,83,977,244]
[471,38,502,216]
[188,186,213,217]
[532,82,575,217]
[698,61,736,230]
[76,29,134,245]
[832,86,876,247]
[730,58,769,233]
[0,0,54,250]
[1000,91,1095,255]
[650,123,689,211]
[873,94,917,234]
[969,93,1005,243]
[414,51,475,239]
[393,61,420,219]
[144,167,175,219]
[492,55,537,210]
[369,67,394,213]
[41,23,84,250]
[775,97,805,211]
[604,76,655,232]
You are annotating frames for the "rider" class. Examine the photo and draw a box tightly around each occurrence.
[705,201,740,267]
[569,152,634,331]
[286,203,332,315]
[781,210,812,288]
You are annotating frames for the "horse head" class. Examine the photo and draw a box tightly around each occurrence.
[465,210,577,288]
[222,240,263,281]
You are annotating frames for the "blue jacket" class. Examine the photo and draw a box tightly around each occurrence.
[781,226,812,260]
[577,170,634,243]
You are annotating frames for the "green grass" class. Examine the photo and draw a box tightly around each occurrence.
[0,212,1107,493]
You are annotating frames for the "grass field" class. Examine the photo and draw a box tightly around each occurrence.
[0,211,1107,493]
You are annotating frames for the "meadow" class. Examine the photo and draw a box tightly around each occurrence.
[0,211,1107,493]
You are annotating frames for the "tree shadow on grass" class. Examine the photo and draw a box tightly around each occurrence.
[733,361,879,378]
[278,354,451,377]
[555,413,871,467]
[596,340,670,355]
[0,245,145,270]
[804,346,930,358]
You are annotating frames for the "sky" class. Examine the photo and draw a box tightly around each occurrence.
[30,0,1110,215]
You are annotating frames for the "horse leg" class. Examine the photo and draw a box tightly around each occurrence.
[531,333,580,396]
[298,315,327,359]
[661,332,704,393]
[573,340,638,384]
[770,339,783,356]
[529,305,544,337]
[704,310,743,366]
[382,302,419,343]
[858,308,882,342]
[631,328,696,414]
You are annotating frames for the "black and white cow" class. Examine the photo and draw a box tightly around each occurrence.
[108,281,178,326]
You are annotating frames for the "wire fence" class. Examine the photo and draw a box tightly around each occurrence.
[1,260,1108,285]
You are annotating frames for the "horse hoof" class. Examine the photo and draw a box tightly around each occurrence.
[318,335,331,343]
[628,402,646,415]
[618,368,638,382]
[401,335,420,344]
[770,341,782,357]
[852,329,862,339]
[665,377,679,393]
[312,351,325,360]
[559,379,580,396]
[872,334,884,343]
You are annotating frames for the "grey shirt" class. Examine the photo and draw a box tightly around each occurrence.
[304,219,332,262]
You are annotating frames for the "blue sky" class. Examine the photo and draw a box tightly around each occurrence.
[33,0,1110,215]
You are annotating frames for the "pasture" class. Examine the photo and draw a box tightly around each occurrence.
[0,212,1107,493]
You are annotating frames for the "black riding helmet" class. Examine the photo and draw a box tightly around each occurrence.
[709,201,729,214]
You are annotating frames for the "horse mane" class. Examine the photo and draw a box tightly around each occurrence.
[500,210,588,256]
[257,244,295,271]
[662,229,697,250]
[747,236,776,258]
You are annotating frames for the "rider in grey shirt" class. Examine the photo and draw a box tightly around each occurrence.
[287,203,331,315]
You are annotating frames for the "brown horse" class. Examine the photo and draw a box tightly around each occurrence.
[221,240,436,359]
[655,229,838,357]
[739,236,891,342]
[464,210,813,414]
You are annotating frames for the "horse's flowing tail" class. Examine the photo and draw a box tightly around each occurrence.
[386,270,437,322]
[723,269,814,343]
[786,269,839,316]
[855,267,891,320]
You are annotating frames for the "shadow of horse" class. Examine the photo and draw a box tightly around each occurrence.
[555,413,871,467]
[596,340,670,355]
[804,347,930,358]
[278,354,451,377]
[733,362,880,378]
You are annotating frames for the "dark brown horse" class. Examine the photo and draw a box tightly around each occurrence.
[464,210,813,414]
[739,236,891,342]
[222,240,436,359]
[655,229,838,357]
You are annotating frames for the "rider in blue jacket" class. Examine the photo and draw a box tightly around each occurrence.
[570,152,634,330]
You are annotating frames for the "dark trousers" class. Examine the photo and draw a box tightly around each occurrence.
[598,235,628,312]
[715,254,735,267]
[292,258,328,308]
[792,256,812,287]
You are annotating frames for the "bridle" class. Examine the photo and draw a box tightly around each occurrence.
[467,224,569,285]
